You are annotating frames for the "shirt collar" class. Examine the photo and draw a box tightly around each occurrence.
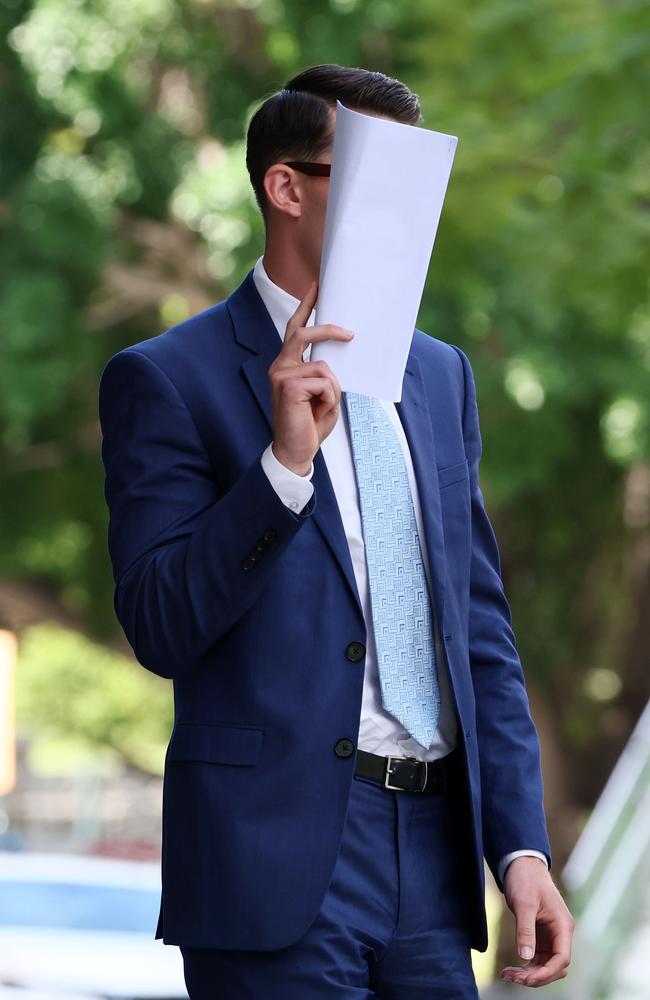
[252,255,315,346]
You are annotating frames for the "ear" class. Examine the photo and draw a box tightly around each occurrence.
[263,163,303,220]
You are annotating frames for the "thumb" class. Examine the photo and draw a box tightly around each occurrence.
[515,906,536,961]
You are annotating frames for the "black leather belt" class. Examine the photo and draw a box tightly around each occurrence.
[355,747,460,795]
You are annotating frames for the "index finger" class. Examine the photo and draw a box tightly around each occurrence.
[286,281,318,339]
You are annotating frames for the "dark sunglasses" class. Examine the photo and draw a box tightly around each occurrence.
[283,161,331,177]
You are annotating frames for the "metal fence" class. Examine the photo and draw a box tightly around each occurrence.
[561,700,650,999]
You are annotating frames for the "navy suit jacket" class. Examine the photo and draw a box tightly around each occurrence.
[98,267,552,953]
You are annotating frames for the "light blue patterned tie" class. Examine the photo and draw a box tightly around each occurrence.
[344,391,440,748]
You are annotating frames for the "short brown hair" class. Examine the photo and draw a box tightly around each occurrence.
[245,63,422,224]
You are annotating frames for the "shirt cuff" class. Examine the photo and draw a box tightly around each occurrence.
[498,850,549,885]
[260,442,315,513]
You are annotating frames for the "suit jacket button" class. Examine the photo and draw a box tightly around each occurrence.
[263,529,277,543]
[334,738,355,758]
[345,642,365,662]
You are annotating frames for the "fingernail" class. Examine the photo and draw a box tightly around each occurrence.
[520,946,534,959]
[502,975,513,982]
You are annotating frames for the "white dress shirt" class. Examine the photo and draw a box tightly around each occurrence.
[252,254,548,884]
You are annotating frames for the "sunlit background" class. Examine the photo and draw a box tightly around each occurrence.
[1,0,649,997]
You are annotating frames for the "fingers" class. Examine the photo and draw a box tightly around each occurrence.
[274,376,339,415]
[523,915,573,987]
[277,281,354,365]
[502,911,574,988]
[502,952,569,988]
[270,360,341,399]
[270,361,342,423]
[281,323,354,366]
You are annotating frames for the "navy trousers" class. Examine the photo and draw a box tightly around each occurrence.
[180,753,481,998]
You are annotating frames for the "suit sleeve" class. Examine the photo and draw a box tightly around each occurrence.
[452,345,552,892]
[98,348,315,680]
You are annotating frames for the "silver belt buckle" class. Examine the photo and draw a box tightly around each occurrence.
[384,755,428,792]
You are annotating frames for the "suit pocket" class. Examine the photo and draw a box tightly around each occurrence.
[167,721,264,766]
[437,459,469,490]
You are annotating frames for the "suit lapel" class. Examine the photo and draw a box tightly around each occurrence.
[228,270,364,620]
[227,269,447,630]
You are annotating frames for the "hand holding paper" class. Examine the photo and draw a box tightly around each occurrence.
[268,280,355,476]
[311,101,458,401]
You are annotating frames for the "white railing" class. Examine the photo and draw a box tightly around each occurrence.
[560,700,650,1000]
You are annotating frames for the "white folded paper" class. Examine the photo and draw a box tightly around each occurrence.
[311,100,458,401]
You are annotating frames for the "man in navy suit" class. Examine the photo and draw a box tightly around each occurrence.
[99,65,574,996]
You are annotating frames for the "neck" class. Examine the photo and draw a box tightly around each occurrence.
[262,230,319,302]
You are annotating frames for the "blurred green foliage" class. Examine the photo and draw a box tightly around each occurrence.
[1,0,648,789]
[16,622,172,774]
